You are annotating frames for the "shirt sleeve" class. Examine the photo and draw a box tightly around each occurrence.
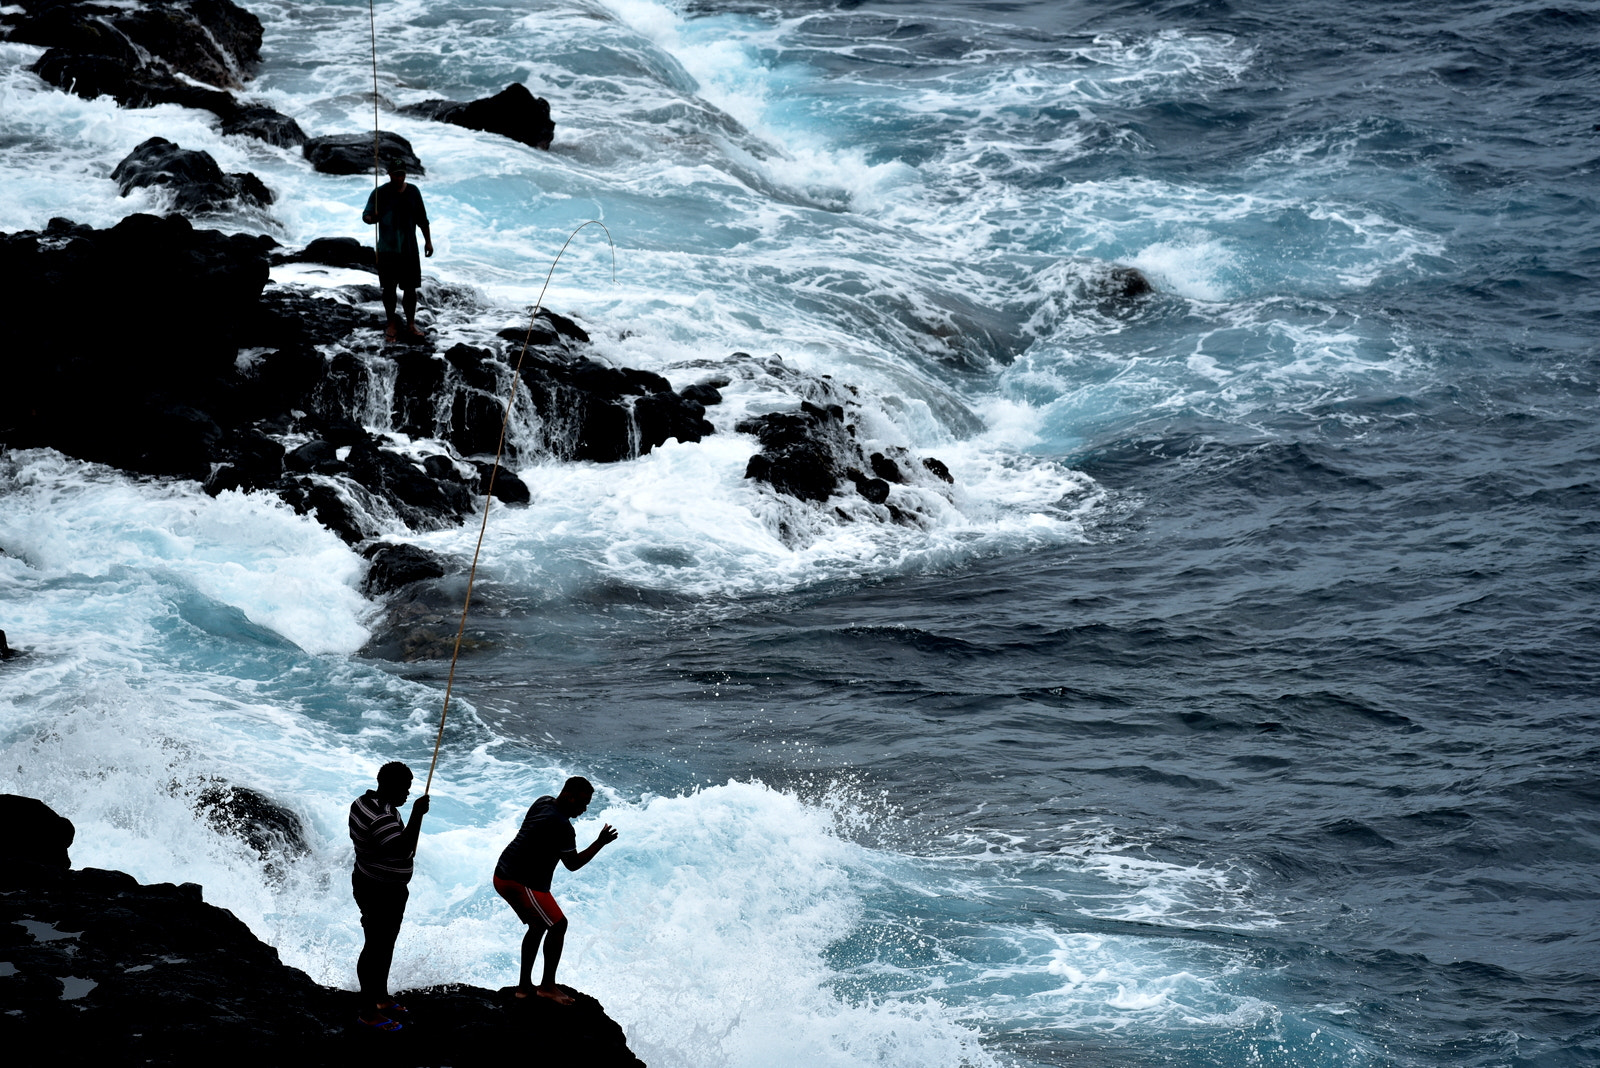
[411,185,428,226]
[363,189,378,220]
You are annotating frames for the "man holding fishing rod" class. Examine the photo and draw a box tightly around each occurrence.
[362,161,434,341]
[348,760,430,1031]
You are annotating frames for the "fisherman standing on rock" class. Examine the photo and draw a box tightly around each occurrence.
[349,761,430,1031]
[493,776,618,1004]
[363,160,433,342]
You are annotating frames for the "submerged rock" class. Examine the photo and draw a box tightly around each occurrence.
[303,131,426,176]
[731,356,956,519]
[362,542,448,595]
[401,83,556,151]
[111,136,273,215]
[192,780,310,861]
[219,104,307,147]
[276,236,378,273]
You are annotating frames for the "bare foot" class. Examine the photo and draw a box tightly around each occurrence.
[534,984,574,1006]
[406,322,426,339]
[384,323,397,342]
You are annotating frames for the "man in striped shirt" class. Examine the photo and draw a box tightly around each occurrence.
[349,761,430,1031]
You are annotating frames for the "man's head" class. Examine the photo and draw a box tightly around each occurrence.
[555,776,594,817]
[386,161,408,186]
[376,761,414,803]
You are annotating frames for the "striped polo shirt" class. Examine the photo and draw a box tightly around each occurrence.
[349,789,413,884]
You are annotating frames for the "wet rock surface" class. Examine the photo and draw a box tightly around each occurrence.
[111,136,273,214]
[0,796,646,1067]
[0,215,725,553]
[303,131,426,176]
[402,83,556,151]
[362,542,449,595]
[9,0,306,143]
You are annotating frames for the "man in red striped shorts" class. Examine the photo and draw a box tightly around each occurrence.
[493,776,617,1004]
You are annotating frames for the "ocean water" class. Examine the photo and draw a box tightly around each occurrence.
[2,0,1598,1065]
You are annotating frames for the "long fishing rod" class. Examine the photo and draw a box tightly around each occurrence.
[367,0,381,211]
[421,221,617,796]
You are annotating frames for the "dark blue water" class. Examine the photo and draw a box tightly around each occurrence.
[443,2,1600,1063]
[3,0,1597,1064]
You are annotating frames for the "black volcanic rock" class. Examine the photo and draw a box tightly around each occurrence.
[31,45,238,113]
[192,780,309,861]
[680,381,723,407]
[0,798,646,1066]
[922,456,953,483]
[634,390,713,450]
[362,542,448,594]
[402,83,555,150]
[734,370,957,513]
[0,794,74,869]
[1098,264,1154,301]
[498,308,589,345]
[111,136,274,214]
[303,131,425,176]
[277,236,377,273]
[220,104,307,147]
[738,402,850,502]
[3,213,274,477]
[18,0,266,127]
[473,461,531,505]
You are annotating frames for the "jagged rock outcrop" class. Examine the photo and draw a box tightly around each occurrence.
[11,0,304,144]
[0,216,712,552]
[191,780,310,861]
[111,136,273,214]
[401,83,555,151]
[303,131,426,176]
[732,356,955,518]
[4,213,276,480]
[0,796,646,1067]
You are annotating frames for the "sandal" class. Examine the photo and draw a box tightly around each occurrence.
[358,1013,402,1032]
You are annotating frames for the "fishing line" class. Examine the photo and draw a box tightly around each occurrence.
[367,0,381,235]
[422,221,617,796]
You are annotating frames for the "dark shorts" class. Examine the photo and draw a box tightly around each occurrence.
[494,875,565,927]
[353,870,409,933]
[376,249,422,290]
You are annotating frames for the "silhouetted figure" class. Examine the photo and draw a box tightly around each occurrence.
[362,162,434,341]
[493,776,617,1004]
[349,761,430,1030]
[0,630,9,659]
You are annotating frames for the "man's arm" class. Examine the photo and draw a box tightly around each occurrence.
[362,188,378,225]
[561,823,618,872]
[416,189,433,257]
[402,794,430,856]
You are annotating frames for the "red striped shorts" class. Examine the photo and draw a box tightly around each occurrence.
[493,875,565,927]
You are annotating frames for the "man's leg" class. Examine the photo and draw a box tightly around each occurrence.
[518,922,547,991]
[538,917,569,991]
[382,279,399,325]
[403,285,422,336]
[357,913,401,1008]
[354,874,408,1020]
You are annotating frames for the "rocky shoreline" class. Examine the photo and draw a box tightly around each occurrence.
[1,0,986,643]
[0,794,647,1066]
